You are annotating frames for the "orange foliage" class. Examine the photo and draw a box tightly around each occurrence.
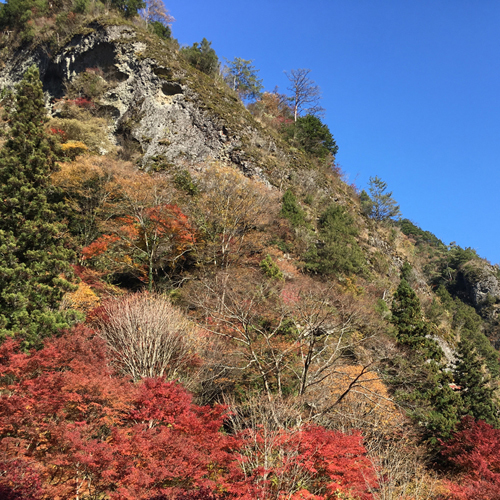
[193,163,279,267]
[82,203,196,288]
[63,281,100,313]
[318,364,401,435]
[82,234,120,259]
[60,140,89,159]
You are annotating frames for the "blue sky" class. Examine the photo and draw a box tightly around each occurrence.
[166,0,500,264]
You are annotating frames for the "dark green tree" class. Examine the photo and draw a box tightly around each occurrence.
[280,189,306,227]
[111,0,145,18]
[305,204,365,276]
[390,276,462,443]
[391,278,428,350]
[453,337,498,426]
[149,21,171,39]
[0,0,48,42]
[223,57,264,101]
[286,114,338,159]
[0,66,74,348]
[180,38,219,76]
[366,176,401,221]
[423,363,462,444]
[359,189,373,217]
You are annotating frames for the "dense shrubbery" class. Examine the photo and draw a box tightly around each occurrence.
[0,325,378,499]
[398,218,446,248]
[285,114,338,159]
[180,38,219,76]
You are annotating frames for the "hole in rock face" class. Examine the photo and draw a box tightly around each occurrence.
[154,67,173,79]
[97,105,121,119]
[161,82,183,96]
[72,42,117,74]
[104,67,129,83]
[43,64,65,98]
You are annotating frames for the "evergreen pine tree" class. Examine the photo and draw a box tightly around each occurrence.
[423,362,462,443]
[280,189,306,227]
[180,38,219,76]
[367,176,401,221]
[359,189,373,217]
[391,278,429,350]
[304,204,365,276]
[390,276,461,443]
[0,66,74,348]
[223,57,264,101]
[453,337,498,426]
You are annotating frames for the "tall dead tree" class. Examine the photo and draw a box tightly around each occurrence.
[285,68,323,122]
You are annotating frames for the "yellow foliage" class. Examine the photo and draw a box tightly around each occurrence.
[61,140,88,151]
[194,162,279,266]
[63,281,100,313]
[61,140,89,159]
[340,276,364,296]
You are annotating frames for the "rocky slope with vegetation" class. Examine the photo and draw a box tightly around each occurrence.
[0,1,499,499]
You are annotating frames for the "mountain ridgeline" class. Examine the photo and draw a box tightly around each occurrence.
[0,1,500,498]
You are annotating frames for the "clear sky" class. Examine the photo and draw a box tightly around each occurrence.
[165,0,500,264]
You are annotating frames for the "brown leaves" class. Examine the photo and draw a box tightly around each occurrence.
[193,163,279,268]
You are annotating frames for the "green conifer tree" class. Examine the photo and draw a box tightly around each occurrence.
[423,362,462,444]
[0,66,74,348]
[223,57,264,101]
[280,189,306,227]
[305,204,365,276]
[289,114,338,159]
[391,278,429,350]
[180,38,219,76]
[453,337,498,426]
[390,276,461,443]
[367,176,401,221]
[359,189,373,217]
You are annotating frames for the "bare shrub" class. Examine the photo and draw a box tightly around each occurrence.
[367,439,442,500]
[97,292,200,381]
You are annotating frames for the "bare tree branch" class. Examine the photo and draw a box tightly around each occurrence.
[284,68,323,121]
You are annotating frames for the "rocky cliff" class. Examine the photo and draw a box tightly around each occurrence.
[0,20,280,178]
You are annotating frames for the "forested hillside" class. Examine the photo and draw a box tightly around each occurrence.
[0,1,500,499]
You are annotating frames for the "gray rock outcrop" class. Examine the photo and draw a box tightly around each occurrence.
[459,260,500,307]
[0,22,274,176]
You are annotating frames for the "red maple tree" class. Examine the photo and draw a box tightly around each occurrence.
[1,324,377,499]
[82,203,196,290]
[440,416,500,499]
[0,326,234,499]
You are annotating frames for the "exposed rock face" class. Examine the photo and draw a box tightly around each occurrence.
[459,261,500,307]
[0,22,274,176]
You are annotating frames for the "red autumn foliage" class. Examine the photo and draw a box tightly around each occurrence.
[233,424,376,500]
[439,416,500,499]
[0,323,377,499]
[81,233,120,259]
[66,97,95,109]
[82,203,196,286]
[48,127,67,141]
[0,458,43,500]
[0,326,234,499]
